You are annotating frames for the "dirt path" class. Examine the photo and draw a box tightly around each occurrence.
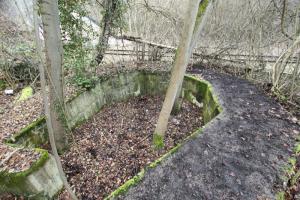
[119,67,300,200]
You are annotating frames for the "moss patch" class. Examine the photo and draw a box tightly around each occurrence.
[17,86,33,102]
[153,133,164,149]
[104,169,145,200]
[5,117,47,147]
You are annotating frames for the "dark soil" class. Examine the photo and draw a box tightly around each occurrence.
[59,95,203,200]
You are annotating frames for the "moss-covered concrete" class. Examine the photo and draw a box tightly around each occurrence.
[5,117,47,148]
[65,71,170,128]
[8,71,220,147]
[0,149,63,199]
[183,75,221,123]
[65,71,219,130]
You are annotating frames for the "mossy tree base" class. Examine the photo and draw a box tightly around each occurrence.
[153,133,164,149]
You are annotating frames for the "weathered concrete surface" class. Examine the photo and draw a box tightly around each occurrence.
[119,67,300,200]
[66,71,219,129]
[26,155,63,198]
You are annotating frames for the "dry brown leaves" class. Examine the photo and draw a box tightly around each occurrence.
[0,91,43,141]
[60,95,203,200]
[0,144,40,173]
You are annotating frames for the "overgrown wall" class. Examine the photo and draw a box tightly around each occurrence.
[66,71,221,128]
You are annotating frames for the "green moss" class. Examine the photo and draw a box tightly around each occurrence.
[153,133,164,149]
[194,0,210,35]
[276,191,285,200]
[5,117,46,145]
[294,143,300,154]
[149,144,182,168]
[104,169,145,200]
[17,86,33,102]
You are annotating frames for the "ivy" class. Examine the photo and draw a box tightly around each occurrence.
[101,0,127,35]
[58,0,127,89]
[58,0,96,87]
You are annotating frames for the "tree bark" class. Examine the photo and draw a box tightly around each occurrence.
[40,0,67,152]
[95,0,119,64]
[153,0,202,148]
[172,0,213,114]
[33,1,77,199]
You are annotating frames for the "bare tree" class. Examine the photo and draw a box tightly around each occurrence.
[172,0,213,114]
[153,0,210,148]
[95,0,123,64]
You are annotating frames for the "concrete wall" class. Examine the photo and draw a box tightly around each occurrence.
[66,71,170,128]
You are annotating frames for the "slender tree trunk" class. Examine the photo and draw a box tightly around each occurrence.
[95,0,118,64]
[33,1,78,199]
[153,0,202,148]
[172,0,213,114]
[39,0,67,152]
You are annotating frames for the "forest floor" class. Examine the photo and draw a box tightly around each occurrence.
[0,62,172,175]
[58,95,202,200]
[0,64,300,199]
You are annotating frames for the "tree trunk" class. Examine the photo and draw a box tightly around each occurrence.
[40,0,67,152]
[172,0,213,114]
[153,0,202,148]
[95,0,119,64]
[33,1,77,199]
